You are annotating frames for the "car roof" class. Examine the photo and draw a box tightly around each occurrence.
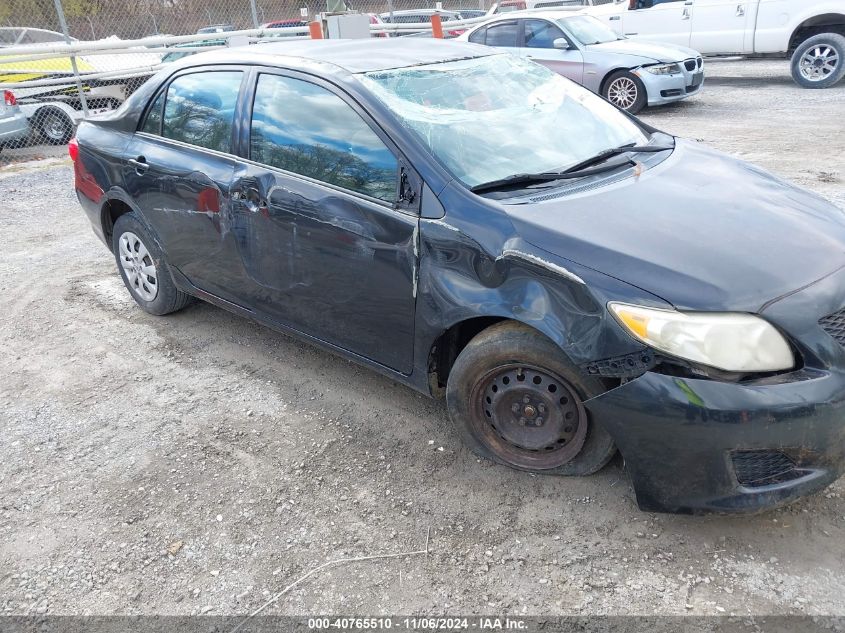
[184,38,495,74]
[379,9,462,15]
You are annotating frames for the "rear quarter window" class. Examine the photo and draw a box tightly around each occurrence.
[160,71,243,153]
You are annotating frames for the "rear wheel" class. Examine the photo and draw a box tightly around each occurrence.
[602,70,647,114]
[112,212,193,316]
[446,322,616,476]
[36,107,75,145]
[791,33,845,89]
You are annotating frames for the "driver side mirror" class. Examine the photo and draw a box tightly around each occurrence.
[553,38,570,49]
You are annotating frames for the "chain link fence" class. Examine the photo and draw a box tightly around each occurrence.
[0,0,588,164]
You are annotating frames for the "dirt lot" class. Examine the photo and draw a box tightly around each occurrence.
[1,58,844,619]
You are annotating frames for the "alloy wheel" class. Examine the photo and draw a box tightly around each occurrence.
[118,231,158,302]
[799,45,840,82]
[607,77,638,110]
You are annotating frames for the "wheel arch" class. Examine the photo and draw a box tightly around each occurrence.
[426,315,590,398]
[599,67,637,96]
[789,14,845,52]
[100,191,144,252]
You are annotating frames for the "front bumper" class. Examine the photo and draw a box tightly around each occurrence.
[587,265,845,514]
[636,61,704,106]
[586,368,845,514]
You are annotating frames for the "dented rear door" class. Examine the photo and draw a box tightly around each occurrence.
[122,68,247,303]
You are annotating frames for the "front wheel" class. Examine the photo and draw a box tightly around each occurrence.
[791,33,845,89]
[602,70,647,114]
[446,322,617,476]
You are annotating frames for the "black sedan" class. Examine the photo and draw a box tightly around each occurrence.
[70,39,845,514]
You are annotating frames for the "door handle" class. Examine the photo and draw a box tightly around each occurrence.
[232,187,267,213]
[127,156,148,175]
[609,15,620,20]
[682,6,690,19]
[736,3,745,16]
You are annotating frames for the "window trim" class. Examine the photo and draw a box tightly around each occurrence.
[521,18,570,50]
[136,65,249,157]
[483,20,522,47]
[240,66,412,211]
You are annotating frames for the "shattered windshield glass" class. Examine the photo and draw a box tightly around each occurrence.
[359,54,648,189]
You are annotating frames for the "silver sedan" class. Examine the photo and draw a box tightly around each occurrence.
[458,11,704,113]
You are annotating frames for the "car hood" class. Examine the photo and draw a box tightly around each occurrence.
[503,140,845,313]
[586,39,699,64]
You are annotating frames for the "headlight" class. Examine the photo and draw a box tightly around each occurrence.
[609,303,794,373]
[642,63,682,75]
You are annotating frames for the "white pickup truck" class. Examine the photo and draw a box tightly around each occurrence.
[585,0,845,88]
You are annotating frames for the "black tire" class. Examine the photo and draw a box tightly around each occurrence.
[791,33,845,89]
[35,107,75,145]
[112,212,193,316]
[446,321,617,476]
[602,70,648,114]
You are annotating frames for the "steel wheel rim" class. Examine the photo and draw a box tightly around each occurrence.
[43,113,68,140]
[470,363,588,470]
[118,231,158,302]
[800,45,840,81]
[607,77,638,109]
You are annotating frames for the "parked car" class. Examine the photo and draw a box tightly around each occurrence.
[196,24,236,34]
[583,0,845,88]
[71,39,845,515]
[487,0,615,14]
[161,40,227,64]
[0,89,29,149]
[459,12,704,112]
[378,10,467,36]
[261,19,310,36]
[456,9,489,19]
[367,13,390,37]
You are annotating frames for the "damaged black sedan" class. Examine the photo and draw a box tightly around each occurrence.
[71,39,845,514]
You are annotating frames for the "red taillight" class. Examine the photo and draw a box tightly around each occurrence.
[68,137,79,162]
[3,90,16,106]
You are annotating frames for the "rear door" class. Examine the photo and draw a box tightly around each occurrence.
[468,20,523,57]
[228,70,419,373]
[618,0,693,46]
[689,0,751,53]
[122,68,247,303]
[520,18,584,84]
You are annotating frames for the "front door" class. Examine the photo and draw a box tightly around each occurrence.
[122,69,246,302]
[229,71,418,373]
[619,0,693,46]
[689,0,751,54]
[521,19,585,84]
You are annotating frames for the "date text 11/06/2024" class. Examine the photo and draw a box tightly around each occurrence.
[307,617,528,630]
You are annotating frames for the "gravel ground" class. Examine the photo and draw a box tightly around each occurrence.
[1,58,844,619]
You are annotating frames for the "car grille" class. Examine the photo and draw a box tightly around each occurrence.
[684,58,703,71]
[732,450,802,487]
[820,307,845,347]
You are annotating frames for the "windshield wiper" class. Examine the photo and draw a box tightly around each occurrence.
[470,143,673,195]
[469,158,630,194]
[560,142,673,175]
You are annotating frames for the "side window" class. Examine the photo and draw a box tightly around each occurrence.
[524,20,564,48]
[632,0,683,8]
[468,26,487,44]
[485,21,520,47]
[140,91,164,135]
[250,74,398,202]
[161,71,242,153]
